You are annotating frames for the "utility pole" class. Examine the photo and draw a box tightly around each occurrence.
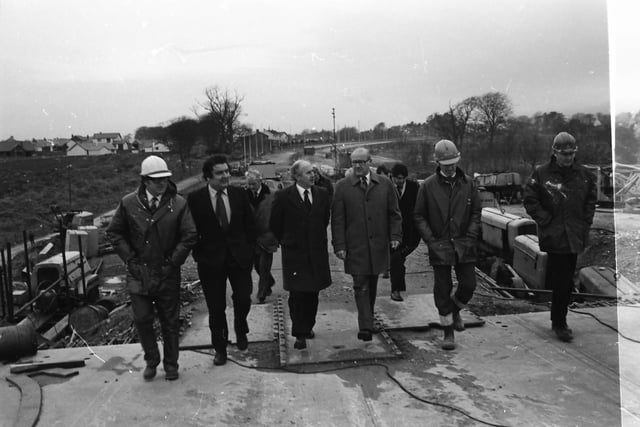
[332,107,337,172]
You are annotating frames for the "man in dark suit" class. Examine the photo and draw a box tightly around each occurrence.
[270,159,332,350]
[332,147,402,342]
[187,155,256,366]
[245,169,277,303]
[389,163,421,302]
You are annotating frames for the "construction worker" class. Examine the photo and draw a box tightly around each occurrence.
[523,132,597,342]
[414,140,481,350]
[107,155,197,380]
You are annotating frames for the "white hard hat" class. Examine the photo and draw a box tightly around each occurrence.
[434,139,460,165]
[140,155,172,178]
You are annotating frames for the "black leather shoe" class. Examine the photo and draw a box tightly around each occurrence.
[143,365,157,380]
[213,351,227,366]
[165,370,179,381]
[390,291,403,302]
[257,297,266,304]
[236,333,248,350]
[294,338,307,349]
[357,331,372,341]
[306,330,315,339]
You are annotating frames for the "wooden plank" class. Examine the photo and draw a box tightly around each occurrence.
[40,314,69,342]
[10,359,86,374]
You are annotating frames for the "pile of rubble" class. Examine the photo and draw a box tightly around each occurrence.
[63,281,203,348]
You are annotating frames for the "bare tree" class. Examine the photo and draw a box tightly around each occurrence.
[198,86,244,153]
[476,92,513,167]
[449,96,479,150]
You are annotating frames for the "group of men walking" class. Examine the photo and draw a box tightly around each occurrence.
[106,131,596,381]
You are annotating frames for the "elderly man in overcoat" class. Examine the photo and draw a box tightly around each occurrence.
[270,159,332,350]
[331,147,402,341]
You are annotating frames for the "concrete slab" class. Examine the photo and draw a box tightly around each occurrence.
[375,293,484,330]
[1,304,639,426]
[281,300,399,366]
[180,301,275,348]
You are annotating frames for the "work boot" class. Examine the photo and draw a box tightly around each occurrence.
[441,326,456,351]
[453,310,465,332]
[143,365,157,380]
[165,369,179,381]
[553,325,573,342]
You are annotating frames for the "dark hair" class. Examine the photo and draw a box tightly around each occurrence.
[391,163,408,178]
[376,165,389,175]
[202,155,229,179]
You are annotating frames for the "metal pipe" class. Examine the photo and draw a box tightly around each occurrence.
[6,242,14,322]
[77,235,86,297]
[0,263,5,318]
[13,278,63,318]
[22,230,33,308]
[487,286,617,300]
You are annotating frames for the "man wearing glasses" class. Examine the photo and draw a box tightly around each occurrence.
[107,155,197,381]
[331,147,402,342]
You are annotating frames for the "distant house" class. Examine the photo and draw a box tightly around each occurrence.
[66,141,114,157]
[92,132,122,144]
[138,140,170,153]
[52,138,72,152]
[0,137,36,157]
[33,138,54,153]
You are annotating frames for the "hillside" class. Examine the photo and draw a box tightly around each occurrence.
[0,153,201,246]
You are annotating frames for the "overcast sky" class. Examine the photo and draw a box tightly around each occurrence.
[0,0,636,140]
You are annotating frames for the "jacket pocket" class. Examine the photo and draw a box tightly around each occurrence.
[427,238,455,264]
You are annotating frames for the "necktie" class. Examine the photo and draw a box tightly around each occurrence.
[216,191,229,230]
[150,197,158,212]
[303,189,312,211]
[361,176,368,190]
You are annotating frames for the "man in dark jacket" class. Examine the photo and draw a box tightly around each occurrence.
[107,155,197,381]
[245,169,277,303]
[389,162,420,302]
[270,159,332,350]
[312,164,334,200]
[523,132,597,342]
[187,155,256,366]
[332,147,402,342]
[414,140,481,350]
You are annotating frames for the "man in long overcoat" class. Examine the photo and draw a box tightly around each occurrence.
[270,159,332,350]
[331,147,402,341]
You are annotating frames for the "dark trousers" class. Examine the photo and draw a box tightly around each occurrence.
[433,263,476,316]
[254,247,275,299]
[130,287,180,372]
[390,244,418,292]
[288,290,319,338]
[352,274,379,331]
[197,255,253,352]
[546,253,578,327]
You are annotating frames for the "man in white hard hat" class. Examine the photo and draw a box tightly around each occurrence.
[107,155,197,381]
[331,147,402,342]
[523,132,597,342]
[413,140,481,350]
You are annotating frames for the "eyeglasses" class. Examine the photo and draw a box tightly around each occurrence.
[147,177,168,182]
[351,160,370,165]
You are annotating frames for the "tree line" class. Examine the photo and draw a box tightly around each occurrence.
[135,86,630,175]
